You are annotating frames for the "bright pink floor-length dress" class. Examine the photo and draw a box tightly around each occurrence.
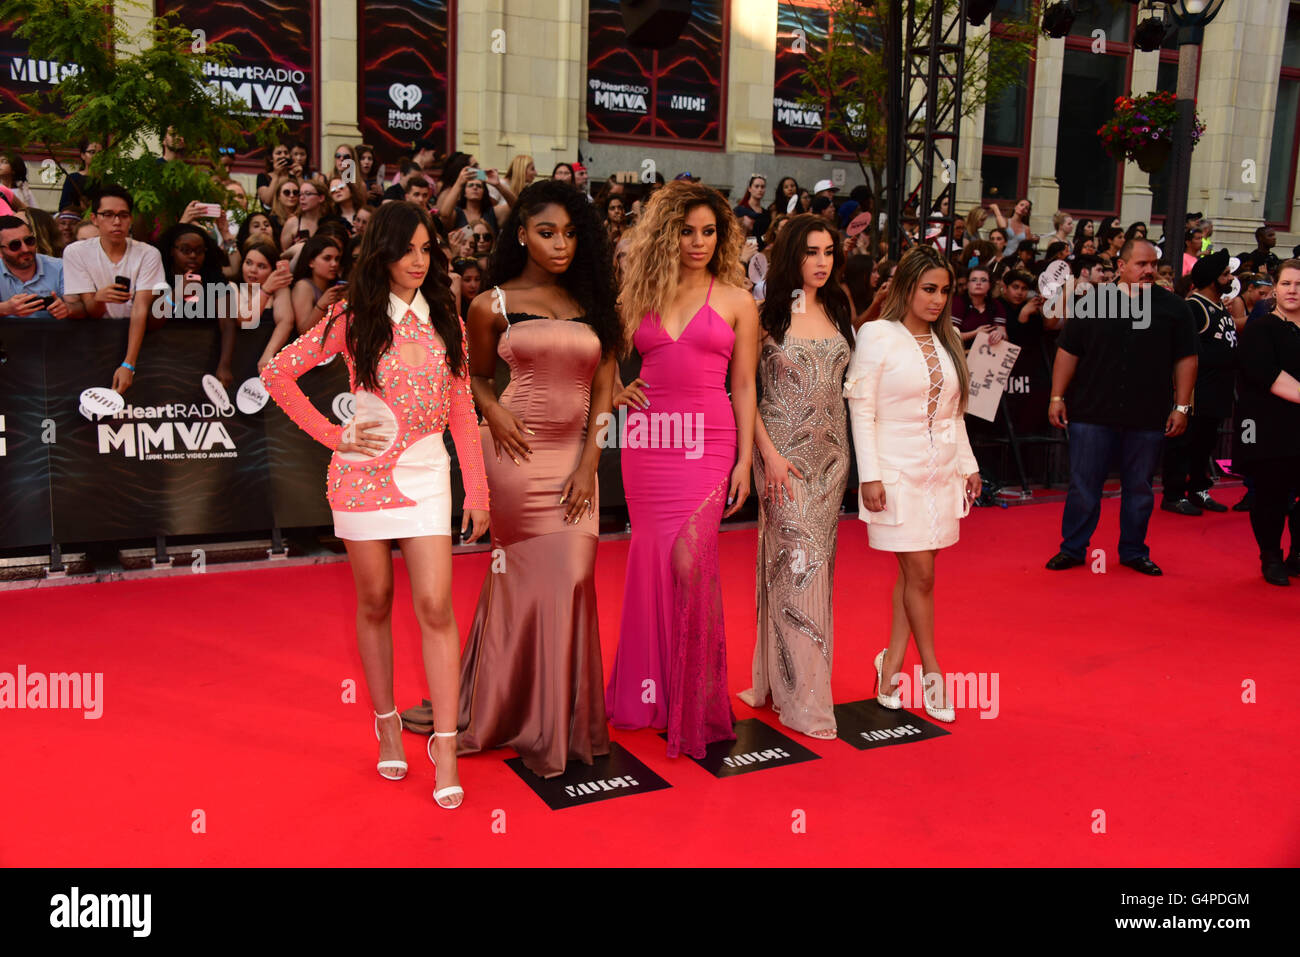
[605,278,738,759]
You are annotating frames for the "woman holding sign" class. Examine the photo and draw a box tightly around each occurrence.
[844,245,980,723]
[261,202,490,809]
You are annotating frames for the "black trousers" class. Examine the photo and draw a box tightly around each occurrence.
[1161,413,1222,500]
[1248,461,1300,561]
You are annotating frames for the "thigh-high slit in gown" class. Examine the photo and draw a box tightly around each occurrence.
[605,278,738,759]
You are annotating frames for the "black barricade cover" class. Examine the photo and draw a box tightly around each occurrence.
[2,319,342,546]
[0,319,635,550]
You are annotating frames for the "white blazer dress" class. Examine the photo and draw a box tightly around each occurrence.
[843,319,980,551]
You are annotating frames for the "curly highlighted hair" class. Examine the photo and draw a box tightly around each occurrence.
[617,179,745,353]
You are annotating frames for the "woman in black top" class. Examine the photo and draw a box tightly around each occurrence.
[1233,259,1300,585]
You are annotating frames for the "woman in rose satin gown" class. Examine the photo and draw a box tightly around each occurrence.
[455,181,621,778]
[606,180,759,759]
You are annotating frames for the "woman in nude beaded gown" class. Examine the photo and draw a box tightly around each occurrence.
[740,215,854,738]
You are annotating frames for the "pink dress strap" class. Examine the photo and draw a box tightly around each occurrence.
[704,276,714,307]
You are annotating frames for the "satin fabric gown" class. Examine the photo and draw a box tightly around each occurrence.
[457,288,610,778]
[606,278,738,759]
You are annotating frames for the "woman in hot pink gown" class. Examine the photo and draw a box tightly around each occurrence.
[605,181,759,759]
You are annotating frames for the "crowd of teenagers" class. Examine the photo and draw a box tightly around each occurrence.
[5,140,1299,809]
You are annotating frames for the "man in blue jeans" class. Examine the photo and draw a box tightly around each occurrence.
[1045,239,1199,575]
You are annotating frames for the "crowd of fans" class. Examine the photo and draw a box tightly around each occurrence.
[2,135,1297,515]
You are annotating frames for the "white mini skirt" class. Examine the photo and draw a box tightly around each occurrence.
[332,391,453,541]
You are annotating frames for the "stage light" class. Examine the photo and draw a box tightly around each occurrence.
[965,0,998,26]
[1133,15,1169,51]
[1041,2,1076,39]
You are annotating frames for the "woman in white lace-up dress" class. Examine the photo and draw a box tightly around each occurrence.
[843,246,981,723]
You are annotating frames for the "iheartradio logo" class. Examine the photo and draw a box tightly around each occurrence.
[388,83,421,111]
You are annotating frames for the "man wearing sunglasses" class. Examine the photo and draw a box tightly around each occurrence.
[0,215,79,318]
[62,184,164,393]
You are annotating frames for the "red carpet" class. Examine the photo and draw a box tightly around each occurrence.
[2,499,1297,866]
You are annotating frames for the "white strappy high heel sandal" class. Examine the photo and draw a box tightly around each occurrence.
[374,708,408,781]
[426,731,465,810]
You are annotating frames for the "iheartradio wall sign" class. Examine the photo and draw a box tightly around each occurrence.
[359,0,452,162]
[155,0,317,170]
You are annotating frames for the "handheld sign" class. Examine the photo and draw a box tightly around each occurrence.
[748,252,767,286]
[965,328,1022,422]
[78,386,124,421]
[202,374,233,414]
[236,376,270,415]
[1038,259,1071,300]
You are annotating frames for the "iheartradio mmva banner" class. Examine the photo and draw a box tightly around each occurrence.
[586,0,725,144]
[155,0,316,169]
[359,0,451,163]
[0,319,345,547]
[773,1,878,154]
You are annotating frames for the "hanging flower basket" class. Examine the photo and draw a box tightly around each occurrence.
[1096,90,1205,169]
[1134,139,1172,173]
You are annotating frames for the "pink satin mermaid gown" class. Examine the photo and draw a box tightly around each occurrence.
[606,277,738,758]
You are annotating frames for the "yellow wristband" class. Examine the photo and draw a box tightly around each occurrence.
[1050,395,1064,402]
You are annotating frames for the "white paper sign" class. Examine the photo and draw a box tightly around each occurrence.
[201,374,233,414]
[78,386,124,421]
[965,329,1022,422]
[236,376,270,414]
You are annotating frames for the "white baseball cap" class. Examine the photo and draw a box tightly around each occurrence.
[813,179,835,195]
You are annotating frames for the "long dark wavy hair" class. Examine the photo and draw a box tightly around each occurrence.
[487,180,620,357]
[759,214,854,345]
[324,201,462,390]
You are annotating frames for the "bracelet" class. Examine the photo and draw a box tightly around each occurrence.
[120,361,136,372]
[1050,395,1064,402]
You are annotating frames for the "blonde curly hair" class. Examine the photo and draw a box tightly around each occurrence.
[618,180,745,354]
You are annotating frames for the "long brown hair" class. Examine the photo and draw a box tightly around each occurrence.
[877,245,971,412]
[760,214,853,345]
[618,179,745,353]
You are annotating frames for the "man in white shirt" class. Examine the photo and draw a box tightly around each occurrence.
[61,184,164,393]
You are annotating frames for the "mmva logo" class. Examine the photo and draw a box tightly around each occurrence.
[388,83,421,110]
[595,90,647,112]
[207,79,303,117]
[97,420,235,460]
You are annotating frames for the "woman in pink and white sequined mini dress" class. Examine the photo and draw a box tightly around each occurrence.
[262,202,489,810]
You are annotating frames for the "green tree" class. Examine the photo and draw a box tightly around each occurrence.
[791,0,1039,252]
[0,0,285,222]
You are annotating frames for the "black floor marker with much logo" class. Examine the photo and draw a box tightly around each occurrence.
[833,699,951,750]
[660,717,820,778]
[505,742,671,811]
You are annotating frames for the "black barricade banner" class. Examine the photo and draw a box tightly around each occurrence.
[0,323,54,548]
[359,0,452,164]
[0,318,642,551]
[0,319,350,547]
